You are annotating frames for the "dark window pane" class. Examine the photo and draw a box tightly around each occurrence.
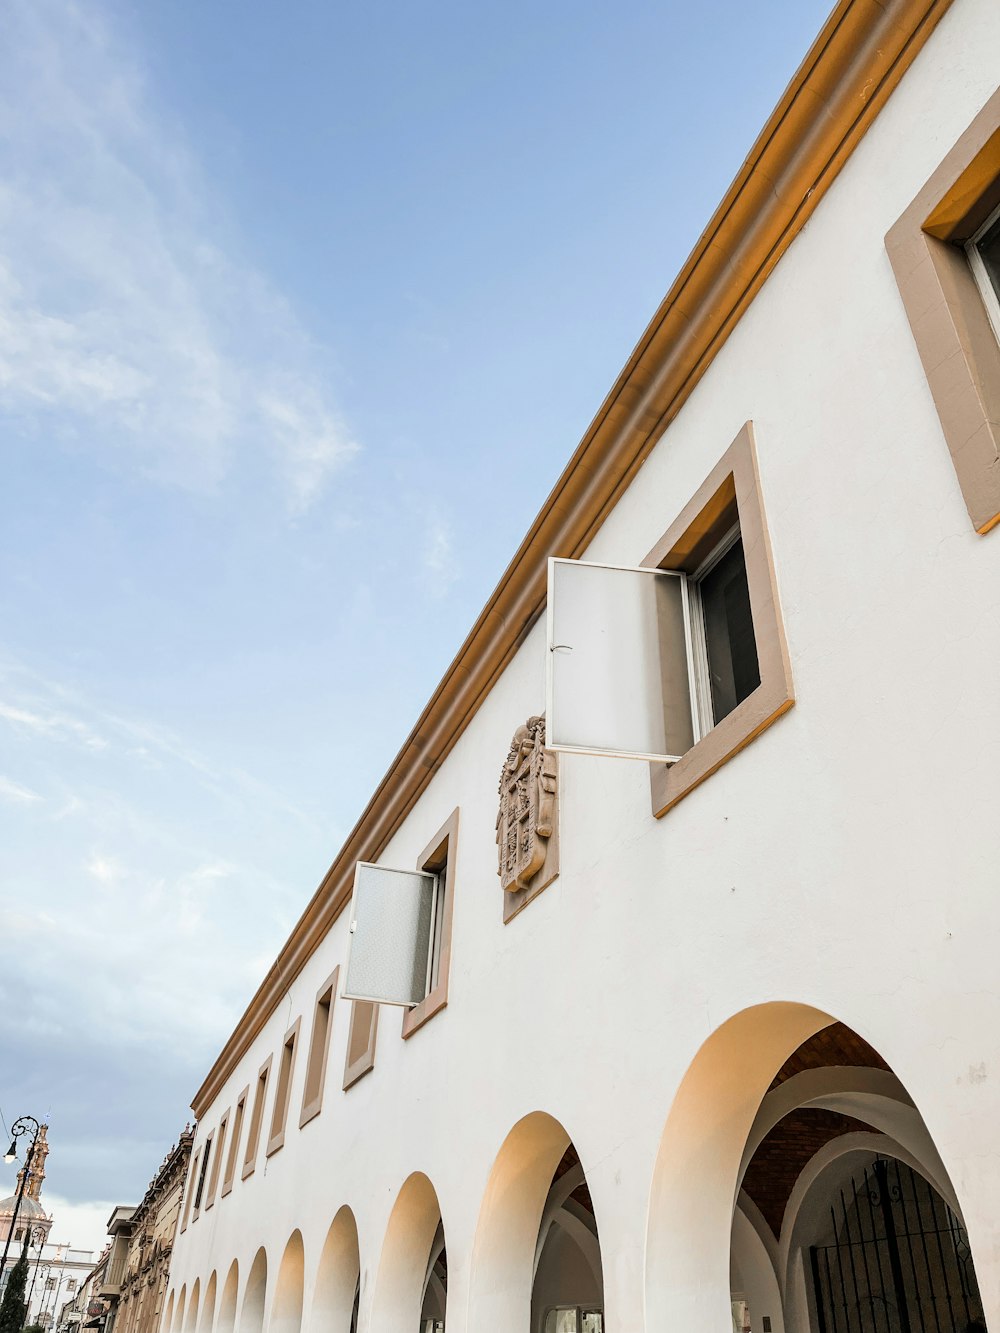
[699,538,760,724]
[977,215,1000,304]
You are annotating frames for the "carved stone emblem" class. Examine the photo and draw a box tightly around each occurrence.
[496,715,557,893]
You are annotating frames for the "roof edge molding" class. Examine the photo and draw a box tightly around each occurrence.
[192,0,954,1119]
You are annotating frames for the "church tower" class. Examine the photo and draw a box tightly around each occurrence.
[0,1125,53,1246]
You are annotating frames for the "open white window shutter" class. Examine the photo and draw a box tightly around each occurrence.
[343,862,437,1007]
[546,557,699,763]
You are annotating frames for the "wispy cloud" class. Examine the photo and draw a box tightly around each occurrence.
[0,775,41,803]
[421,515,458,597]
[0,0,358,512]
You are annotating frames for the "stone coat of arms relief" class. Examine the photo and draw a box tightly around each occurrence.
[496,715,559,921]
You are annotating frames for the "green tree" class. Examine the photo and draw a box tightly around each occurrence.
[0,1244,30,1333]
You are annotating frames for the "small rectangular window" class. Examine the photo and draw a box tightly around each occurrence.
[242,1056,272,1180]
[180,1148,199,1233]
[191,1133,213,1220]
[688,528,760,731]
[300,969,339,1128]
[967,202,1000,345]
[343,1000,378,1090]
[221,1088,247,1197]
[266,1018,300,1156]
[204,1112,228,1211]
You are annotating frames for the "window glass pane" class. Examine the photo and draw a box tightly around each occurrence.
[699,539,760,723]
[345,863,436,1006]
[977,214,1000,303]
[548,559,694,761]
[581,1312,603,1333]
[543,1311,579,1333]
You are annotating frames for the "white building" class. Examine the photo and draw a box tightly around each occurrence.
[163,0,1000,1329]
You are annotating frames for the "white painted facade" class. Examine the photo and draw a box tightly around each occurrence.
[165,2,1000,1330]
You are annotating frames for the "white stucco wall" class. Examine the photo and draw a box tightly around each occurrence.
[166,0,1000,1329]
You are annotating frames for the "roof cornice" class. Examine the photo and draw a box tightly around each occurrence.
[192,0,954,1119]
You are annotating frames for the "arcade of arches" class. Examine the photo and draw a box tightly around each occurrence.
[165,1012,989,1333]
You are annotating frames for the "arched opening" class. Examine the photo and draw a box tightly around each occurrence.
[646,1003,989,1332]
[271,1233,304,1333]
[467,1111,604,1332]
[184,1280,201,1333]
[197,1272,217,1333]
[216,1263,238,1333]
[163,1289,175,1333]
[369,1172,447,1333]
[311,1208,361,1333]
[173,1287,187,1333]
[240,1249,267,1333]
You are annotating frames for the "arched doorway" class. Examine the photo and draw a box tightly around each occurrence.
[216,1262,238,1333]
[270,1233,304,1333]
[240,1249,267,1333]
[311,1207,360,1333]
[531,1143,604,1333]
[734,1022,986,1333]
[646,1005,990,1333]
[369,1172,446,1333]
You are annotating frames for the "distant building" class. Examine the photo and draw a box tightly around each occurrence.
[0,1126,94,1326]
[114,1130,194,1333]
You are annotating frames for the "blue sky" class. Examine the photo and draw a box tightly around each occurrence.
[0,0,832,1251]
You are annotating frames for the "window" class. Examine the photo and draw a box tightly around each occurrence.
[204,1111,227,1211]
[266,1018,300,1156]
[546,422,792,816]
[343,1000,379,1090]
[543,1309,603,1333]
[300,968,339,1128]
[241,1056,272,1180]
[886,87,1000,534]
[180,1149,199,1233]
[341,808,459,1037]
[967,202,1000,344]
[191,1132,212,1220]
[221,1088,247,1198]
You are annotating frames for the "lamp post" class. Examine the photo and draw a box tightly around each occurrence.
[0,1116,41,1292]
[26,1226,48,1323]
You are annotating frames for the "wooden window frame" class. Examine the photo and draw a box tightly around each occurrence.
[241,1055,272,1180]
[401,808,459,1039]
[266,1018,301,1157]
[343,1000,379,1090]
[299,967,339,1129]
[204,1110,228,1212]
[643,421,793,817]
[886,87,1000,535]
[221,1087,247,1198]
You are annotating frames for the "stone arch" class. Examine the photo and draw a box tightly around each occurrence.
[163,1289,175,1333]
[183,1279,200,1333]
[216,1262,239,1333]
[645,1002,988,1332]
[173,1286,186,1333]
[467,1110,606,1331]
[270,1232,305,1333]
[369,1173,445,1333]
[239,1249,267,1333]
[311,1207,360,1333]
[197,1271,217,1333]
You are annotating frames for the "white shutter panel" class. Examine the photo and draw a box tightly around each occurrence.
[343,862,437,1007]
[545,557,697,763]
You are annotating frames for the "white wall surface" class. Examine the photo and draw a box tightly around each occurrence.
[166,0,1000,1328]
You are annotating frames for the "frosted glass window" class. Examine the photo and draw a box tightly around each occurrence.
[343,862,437,1007]
[546,558,696,762]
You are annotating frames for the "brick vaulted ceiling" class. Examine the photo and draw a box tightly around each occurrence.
[741,1024,893,1238]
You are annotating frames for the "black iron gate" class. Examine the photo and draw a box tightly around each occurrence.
[809,1157,983,1333]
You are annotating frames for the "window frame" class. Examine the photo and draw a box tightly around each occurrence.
[179,1148,199,1233]
[642,421,793,818]
[241,1055,272,1181]
[342,1000,379,1090]
[221,1086,247,1198]
[299,967,339,1129]
[401,808,459,1040]
[190,1129,213,1222]
[886,87,1000,535]
[204,1110,228,1212]
[266,1018,301,1157]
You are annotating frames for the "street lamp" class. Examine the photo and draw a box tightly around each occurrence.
[0,1116,41,1287]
